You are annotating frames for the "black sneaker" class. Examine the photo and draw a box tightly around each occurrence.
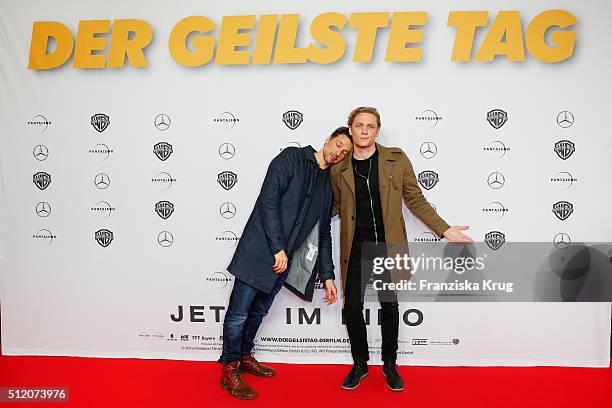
[382,361,404,391]
[341,361,369,390]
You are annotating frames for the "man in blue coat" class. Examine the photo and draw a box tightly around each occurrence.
[219,127,353,400]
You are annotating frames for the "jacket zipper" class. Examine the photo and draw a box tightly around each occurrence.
[386,162,396,241]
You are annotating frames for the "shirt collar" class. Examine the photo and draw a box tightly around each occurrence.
[304,145,317,164]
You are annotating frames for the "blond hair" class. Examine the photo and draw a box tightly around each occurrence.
[347,106,381,128]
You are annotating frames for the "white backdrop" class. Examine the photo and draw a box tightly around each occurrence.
[0,0,610,366]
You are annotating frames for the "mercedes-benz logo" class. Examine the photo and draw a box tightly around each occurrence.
[556,111,574,128]
[419,142,437,159]
[157,231,174,247]
[219,143,236,160]
[553,233,571,249]
[94,173,111,189]
[487,172,505,189]
[35,201,51,217]
[220,202,237,219]
[33,145,49,161]
[154,114,171,131]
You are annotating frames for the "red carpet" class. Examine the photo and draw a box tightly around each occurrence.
[0,347,610,407]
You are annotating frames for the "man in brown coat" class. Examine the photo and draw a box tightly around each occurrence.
[331,106,472,392]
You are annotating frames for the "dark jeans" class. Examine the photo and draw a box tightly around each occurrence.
[218,272,287,364]
[343,228,399,363]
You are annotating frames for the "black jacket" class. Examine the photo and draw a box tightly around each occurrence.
[227,146,335,301]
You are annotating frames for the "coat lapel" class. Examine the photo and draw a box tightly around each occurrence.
[340,153,356,203]
[377,143,396,226]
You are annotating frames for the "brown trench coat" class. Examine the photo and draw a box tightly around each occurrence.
[330,143,450,294]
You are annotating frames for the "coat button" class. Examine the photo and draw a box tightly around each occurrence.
[351,215,355,220]
[296,221,301,226]
[343,259,348,263]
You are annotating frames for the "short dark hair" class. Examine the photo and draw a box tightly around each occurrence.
[329,126,352,142]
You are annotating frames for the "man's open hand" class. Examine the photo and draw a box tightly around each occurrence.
[322,279,338,304]
[443,226,474,243]
[273,249,288,273]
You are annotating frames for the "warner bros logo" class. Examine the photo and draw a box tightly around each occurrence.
[487,109,508,129]
[417,170,439,190]
[552,201,573,221]
[485,231,505,250]
[554,140,575,160]
[33,171,51,190]
[154,142,173,161]
[282,110,303,130]
[91,113,110,132]
[217,171,238,190]
[155,200,175,219]
[95,229,114,247]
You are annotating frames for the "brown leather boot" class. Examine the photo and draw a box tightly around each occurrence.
[220,361,257,400]
[239,353,277,377]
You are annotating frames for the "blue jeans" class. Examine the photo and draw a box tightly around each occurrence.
[218,272,287,364]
